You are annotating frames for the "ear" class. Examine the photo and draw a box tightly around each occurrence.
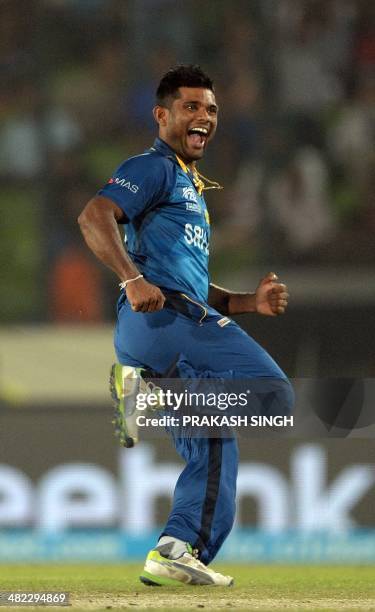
[153,105,169,127]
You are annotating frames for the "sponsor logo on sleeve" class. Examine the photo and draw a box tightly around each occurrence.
[108,177,139,194]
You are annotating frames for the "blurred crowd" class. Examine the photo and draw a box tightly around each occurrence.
[0,0,374,322]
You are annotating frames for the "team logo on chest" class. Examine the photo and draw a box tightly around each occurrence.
[182,186,198,203]
[182,186,202,213]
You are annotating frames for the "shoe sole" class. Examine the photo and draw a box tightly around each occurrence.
[139,570,234,587]
[139,570,184,587]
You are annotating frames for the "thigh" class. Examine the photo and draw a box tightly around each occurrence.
[114,300,195,371]
[115,300,285,379]
[190,317,286,378]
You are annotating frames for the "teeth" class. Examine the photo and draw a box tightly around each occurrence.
[190,127,208,135]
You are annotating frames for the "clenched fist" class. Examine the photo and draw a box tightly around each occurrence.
[255,272,289,317]
[125,278,165,312]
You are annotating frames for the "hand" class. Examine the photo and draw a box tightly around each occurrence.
[255,272,289,317]
[125,278,165,312]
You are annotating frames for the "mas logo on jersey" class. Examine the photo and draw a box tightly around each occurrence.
[182,186,198,203]
[108,177,139,194]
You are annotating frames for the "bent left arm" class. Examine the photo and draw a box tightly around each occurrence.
[208,273,289,317]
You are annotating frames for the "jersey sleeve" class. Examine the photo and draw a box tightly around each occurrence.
[97,153,174,221]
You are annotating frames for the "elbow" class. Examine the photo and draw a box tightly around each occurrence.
[77,210,87,229]
[78,203,94,231]
[77,196,122,232]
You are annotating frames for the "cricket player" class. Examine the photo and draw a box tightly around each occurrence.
[78,65,293,586]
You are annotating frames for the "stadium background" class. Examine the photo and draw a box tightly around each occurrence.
[0,0,374,564]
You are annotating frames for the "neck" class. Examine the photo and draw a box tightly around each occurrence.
[158,137,197,171]
[175,154,196,173]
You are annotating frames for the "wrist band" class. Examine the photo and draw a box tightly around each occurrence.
[119,274,143,290]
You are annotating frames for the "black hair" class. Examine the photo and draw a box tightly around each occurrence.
[156,64,214,106]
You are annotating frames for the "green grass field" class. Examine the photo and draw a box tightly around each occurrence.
[0,564,374,611]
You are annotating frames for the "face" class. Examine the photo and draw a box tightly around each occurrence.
[154,87,218,164]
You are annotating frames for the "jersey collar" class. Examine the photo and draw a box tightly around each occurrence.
[150,138,222,195]
[150,138,205,195]
[150,137,176,159]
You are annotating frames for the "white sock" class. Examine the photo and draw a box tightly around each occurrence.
[156,535,189,559]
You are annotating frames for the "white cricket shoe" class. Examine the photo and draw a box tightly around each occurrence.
[140,546,234,587]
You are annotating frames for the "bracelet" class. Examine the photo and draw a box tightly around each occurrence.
[119,274,143,290]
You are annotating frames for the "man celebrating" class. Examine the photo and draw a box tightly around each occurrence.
[78,65,293,587]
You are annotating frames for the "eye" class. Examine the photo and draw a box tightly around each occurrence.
[186,103,197,111]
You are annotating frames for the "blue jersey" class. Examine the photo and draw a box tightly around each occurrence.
[98,138,211,302]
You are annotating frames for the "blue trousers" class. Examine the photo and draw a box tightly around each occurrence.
[114,293,293,564]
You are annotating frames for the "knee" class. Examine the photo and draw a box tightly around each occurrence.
[269,378,294,416]
[251,377,294,417]
[281,378,295,415]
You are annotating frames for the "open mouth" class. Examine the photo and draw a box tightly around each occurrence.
[187,126,209,149]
